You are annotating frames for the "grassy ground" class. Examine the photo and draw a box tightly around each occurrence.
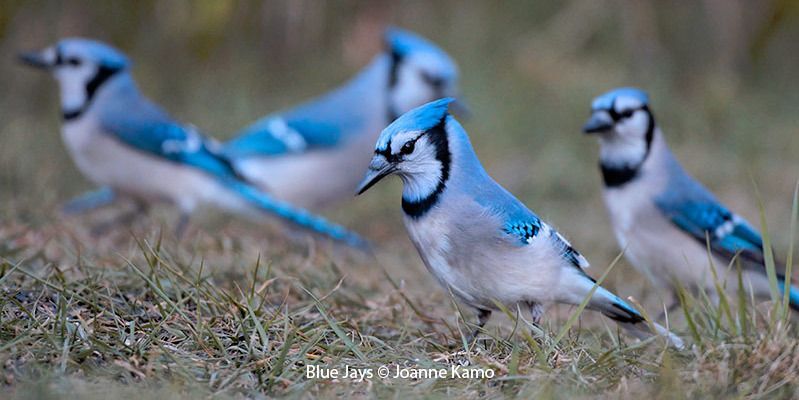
[2,2,799,398]
[1,204,799,399]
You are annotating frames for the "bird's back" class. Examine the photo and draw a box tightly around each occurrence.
[224,55,389,159]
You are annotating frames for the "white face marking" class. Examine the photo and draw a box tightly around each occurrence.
[597,96,651,167]
[47,47,102,113]
[398,136,443,202]
[389,53,455,116]
[376,130,445,202]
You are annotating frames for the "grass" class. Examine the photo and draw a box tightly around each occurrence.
[0,199,798,399]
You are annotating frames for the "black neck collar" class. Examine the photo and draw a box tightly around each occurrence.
[62,65,122,121]
[402,119,451,218]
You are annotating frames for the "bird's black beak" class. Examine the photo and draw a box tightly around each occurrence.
[18,51,51,70]
[356,157,396,195]
[582,111,614,134]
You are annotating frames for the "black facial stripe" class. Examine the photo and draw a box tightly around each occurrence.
[402,118,451,218]
[375,134,424,163]
[388,49,402,88]
[386,49,404,122]
[599,106,656,188]
[86,65,120,101]
[643,105,655,152]
[375,136,393,161]
[62,65,122,121]
[62,109,82,121]
[54,47,63,66]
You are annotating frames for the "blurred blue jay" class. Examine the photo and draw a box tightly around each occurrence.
[583,87,799,310]
[357,98,683,347]
[19,38,367,248]
[221,27,466,209]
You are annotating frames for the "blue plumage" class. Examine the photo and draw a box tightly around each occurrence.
[357,99,682,347]
[62,187,117,214]
[57,38,129,69]
[503,220,542,244]
[385,27,458,80]
[590,87,649,111]
[219,28,463,209]
[219,176,369,249]
[586,87,799,311]
[659,200,762,254]
[99,103,239,179]
[22,38,367,248]
[376,97,453,151]
[223,101,357,159]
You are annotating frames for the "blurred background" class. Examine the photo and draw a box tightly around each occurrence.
[1,1,798,302]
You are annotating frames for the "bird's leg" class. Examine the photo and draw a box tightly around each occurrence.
[61,187,117,215]
[528,302,545,326]
[90,200,147,236]
[174,214,190,239]
[467,308,492,342]
[657,293,682,321]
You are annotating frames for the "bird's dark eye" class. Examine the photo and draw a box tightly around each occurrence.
[420,72,444,89]
[619,109,635,119]
[66,57,81,66]
[401,141,416,155]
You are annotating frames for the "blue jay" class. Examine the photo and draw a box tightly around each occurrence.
[583,87,799,310]
[356,98,683,347]
[220,27,466,209]
[19,38,367,248]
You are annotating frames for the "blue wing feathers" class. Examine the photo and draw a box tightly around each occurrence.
[503,219,541,244]
[100,102,240,178]
[658,198,765,262]
[222,109,351,159]
[97,100,367,248]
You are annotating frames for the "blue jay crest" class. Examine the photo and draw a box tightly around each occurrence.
[384,27,458,81]
[58,38,130,70]
[591,87,649,111]
[376,97,453,152]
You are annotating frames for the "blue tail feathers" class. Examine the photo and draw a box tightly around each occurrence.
[778,278,799,311]
[222,177,370,250]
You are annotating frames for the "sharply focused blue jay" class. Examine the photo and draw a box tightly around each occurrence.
[583,87,799,310]
[19,38,367,248]
[356,98,683,347]
[220,27,466,209]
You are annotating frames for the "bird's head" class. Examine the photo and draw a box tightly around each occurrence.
[384,28,468,120]
[583,87,656,168]
[19,38,129,118]
[357,97,453,200]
